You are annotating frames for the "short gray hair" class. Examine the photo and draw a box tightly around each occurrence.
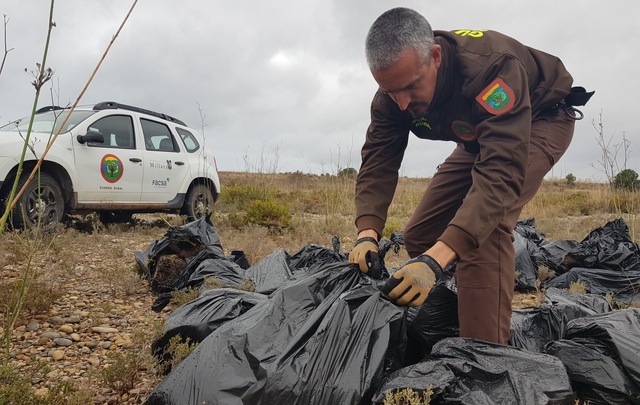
[365,7,435,71]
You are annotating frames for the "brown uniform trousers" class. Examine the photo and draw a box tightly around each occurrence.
[403,109,575,344]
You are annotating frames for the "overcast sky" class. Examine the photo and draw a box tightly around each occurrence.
[1,1,638,181]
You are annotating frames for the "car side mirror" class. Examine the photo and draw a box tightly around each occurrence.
[77,131,105,144]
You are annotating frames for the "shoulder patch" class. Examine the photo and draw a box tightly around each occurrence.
[451,120,477,141]
[476,78,515,115]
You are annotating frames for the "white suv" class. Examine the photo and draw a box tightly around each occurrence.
[0,101,221,229]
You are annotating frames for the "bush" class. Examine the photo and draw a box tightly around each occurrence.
[613,169,639,191]
[245,199,292,230]
[565,173,576,186]
[337,167,357,178]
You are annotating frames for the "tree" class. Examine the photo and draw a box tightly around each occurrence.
[565,173,576,186]
[613,169,639,191]
[337,167,357,177]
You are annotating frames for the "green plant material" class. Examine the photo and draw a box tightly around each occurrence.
[0,364,33,405]
[98,350,147,396]
[203,276,224,290]
[245,199,291,230]
[337,167,357,177]
[235,276,256,292]
[566,173,576,186]
[161,335,198,374]
[535,266,556,291]
[613,169,640,191]
[219,181,276,207]
[0,363,92,405]
[568,280,587,294]
[169,286,199,308]
[383,386,432,405]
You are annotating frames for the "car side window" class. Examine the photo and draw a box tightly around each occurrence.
[87,115,135,149]
[176,128,200,153]
[141,118,179,152]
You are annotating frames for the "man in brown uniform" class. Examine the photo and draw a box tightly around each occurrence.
[348,7,592,344]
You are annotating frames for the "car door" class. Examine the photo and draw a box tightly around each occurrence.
[139,118,190,203]
[73,114,144,203]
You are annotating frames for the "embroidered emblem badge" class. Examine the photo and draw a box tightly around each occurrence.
[476,78,515,115]
[451,120,478,141]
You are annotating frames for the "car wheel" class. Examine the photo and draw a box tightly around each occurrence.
[182,184,214,221]
[98,210,134,224]
[11,172,64,230]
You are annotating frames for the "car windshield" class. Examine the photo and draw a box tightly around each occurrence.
[0,110,97,134]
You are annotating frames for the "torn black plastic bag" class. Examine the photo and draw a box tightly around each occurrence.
[373,337,574,405]
[509,287,611,353]
[544,309,640,404]
[544,267,640,303]
[134,215,225,281]
[151,250,247,312]
[146,263,406,405]
[152,288,267,370]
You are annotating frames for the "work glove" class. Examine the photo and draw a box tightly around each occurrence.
[381,254,443,307]
[348,236,379,273]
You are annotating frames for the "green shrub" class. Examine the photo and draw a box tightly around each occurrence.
[337,167,358,178]
[245,199,291,230]
[219,182,276,206]
[613,169,639,191]
[565,173,576,186]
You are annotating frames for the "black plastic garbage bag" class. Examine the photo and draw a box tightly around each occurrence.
[151,250,248,312]
[405,273,459,359]
[147,263,407,405]
[510,287,611,352]
[544,267,640,303]
[247,244,347,295]
[514,218,548,246]
[536,239,581,275]
[544,309,640,404]
[373,337,574,405]
[134,216,225,281]
[514,230,539,292]
[559,218,640,273]
[151,288,267,370]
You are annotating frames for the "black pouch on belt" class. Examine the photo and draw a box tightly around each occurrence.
[559,86,595,120]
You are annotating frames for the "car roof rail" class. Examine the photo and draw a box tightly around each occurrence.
[36,105,65,114]
[93,101,186,126]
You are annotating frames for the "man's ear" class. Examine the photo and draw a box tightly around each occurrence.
[431,44,442,68]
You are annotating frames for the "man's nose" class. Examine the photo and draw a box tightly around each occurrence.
[391,91,411,111]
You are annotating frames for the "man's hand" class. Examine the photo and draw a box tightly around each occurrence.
[348,236,379,273]
[381,255,443,307]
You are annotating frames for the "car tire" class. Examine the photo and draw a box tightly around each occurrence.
[182,184,214,221]
[11,172,64,231]
[99,210,134,224]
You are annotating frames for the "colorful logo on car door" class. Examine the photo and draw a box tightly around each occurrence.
[101,154,124,183]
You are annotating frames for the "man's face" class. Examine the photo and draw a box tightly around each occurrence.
[371,45,441,118]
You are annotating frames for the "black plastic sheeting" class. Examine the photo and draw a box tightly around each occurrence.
[147,263,406,405]
[140,217,640,405]
[372,337,575,405]
[510,287,612,353]
[151,288,267,370]
[545,309,640,404]
[514,218,640,296]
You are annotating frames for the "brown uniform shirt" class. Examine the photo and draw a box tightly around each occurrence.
[355,29,574,256]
